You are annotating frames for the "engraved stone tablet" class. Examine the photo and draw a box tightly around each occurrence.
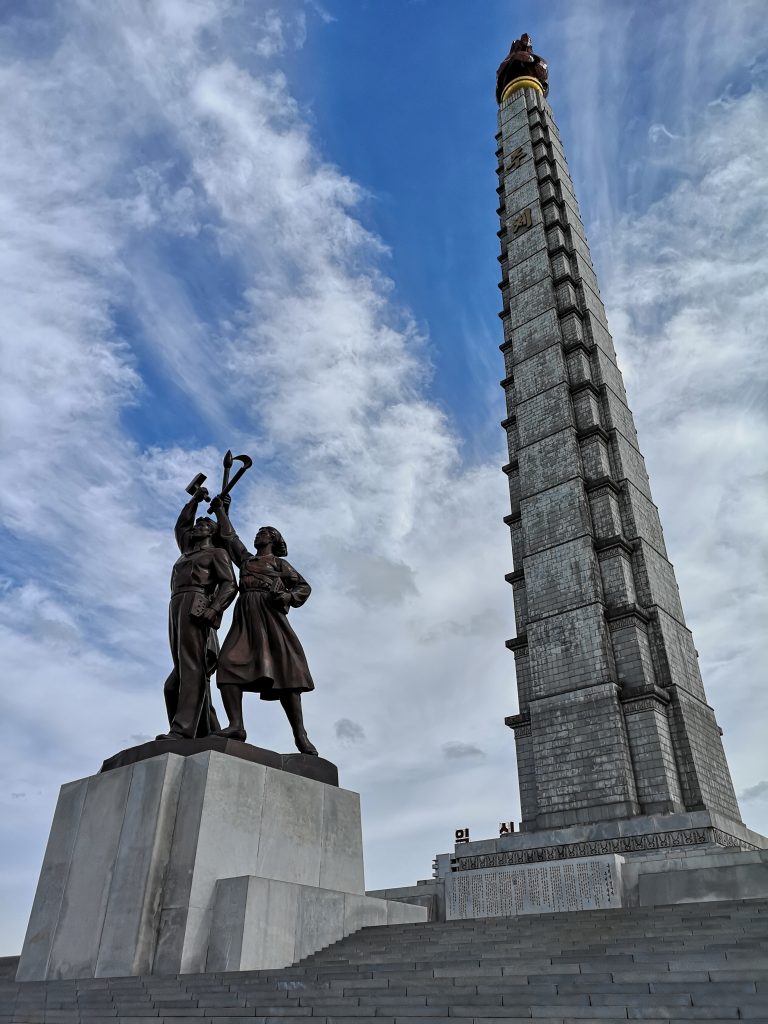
[445,854,623,920]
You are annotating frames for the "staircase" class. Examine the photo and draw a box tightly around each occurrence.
[2,898,767,1023]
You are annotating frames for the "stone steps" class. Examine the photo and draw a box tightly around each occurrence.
[2,898,767,1022]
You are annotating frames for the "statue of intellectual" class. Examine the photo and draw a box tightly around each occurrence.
[209,496,318,755]
[157,487,238,740]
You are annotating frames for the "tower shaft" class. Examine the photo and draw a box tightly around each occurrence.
[496,81,741,832]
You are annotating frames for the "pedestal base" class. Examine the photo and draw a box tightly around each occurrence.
[100,735,338,787]
[17,748,426,981]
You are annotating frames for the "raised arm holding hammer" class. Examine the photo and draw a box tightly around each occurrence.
[158,481,238,740]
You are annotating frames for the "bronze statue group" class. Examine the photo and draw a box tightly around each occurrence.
[159,462,317,756]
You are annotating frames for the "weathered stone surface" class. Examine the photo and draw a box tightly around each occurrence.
[505,245,551,297]
[506,276,557,332]
[529,683,640,828]
[516,381,573,447]
[527,603,614,702]
[622,697,685,813]
[524,536,603,620]
[495,79,744,838]
[445,855,624,919]
[17,750,369,981]
[512,342,566,403]
[517,428,580,499]
[45,766,134,979]
[206,877,425,972]
[101,735,339,787]
[95,754,185,977]
[636,850,768,906]
[521,478,592,555]
[440,810,768,888]
[5,894,768,1019]
[16,779,89,981]
[502,306,562,363]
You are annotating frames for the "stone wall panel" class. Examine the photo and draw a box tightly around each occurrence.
[516,382,573,447]
[528,604,615,702]
[524,536,603,619]
[521,479,592,555]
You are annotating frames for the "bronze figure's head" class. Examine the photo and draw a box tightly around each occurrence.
[190,516,217,539]
[254,525,288,557]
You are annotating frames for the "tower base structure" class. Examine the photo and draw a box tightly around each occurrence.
[16,745,425,981]
[373,811,768,922]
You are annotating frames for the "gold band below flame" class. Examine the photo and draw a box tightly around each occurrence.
[500,76,544,104]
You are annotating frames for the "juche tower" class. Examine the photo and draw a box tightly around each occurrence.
[494,35,743,835]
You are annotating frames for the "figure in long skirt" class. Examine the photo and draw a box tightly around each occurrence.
[209,496,318,755]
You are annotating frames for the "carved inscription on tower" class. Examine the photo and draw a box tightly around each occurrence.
[445,855,624,920]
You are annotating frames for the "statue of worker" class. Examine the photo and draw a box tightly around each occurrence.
[157,486,238,740]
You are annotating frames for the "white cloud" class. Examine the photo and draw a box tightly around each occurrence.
[334,718,366,745]
[740,780,768,803]
[443,741,485,761]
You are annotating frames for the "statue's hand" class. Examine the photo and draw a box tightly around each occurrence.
[271,591,291,614]
[209,494,231,514]
[193,485,210,503]
[200,606,221,628]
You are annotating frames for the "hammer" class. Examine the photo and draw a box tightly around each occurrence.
[185,472,210,503]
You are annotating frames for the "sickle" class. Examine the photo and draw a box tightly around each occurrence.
[222,454,253,496]
[207,453,252,513]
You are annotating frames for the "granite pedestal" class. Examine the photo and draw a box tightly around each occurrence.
[17,746,426,981]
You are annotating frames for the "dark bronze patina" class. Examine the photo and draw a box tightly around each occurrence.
[496,33,549,102]
[155,451,318,756]
[157,486,238,740]
[157,452,255,741]
[208,497,319,756]
[207,453,252,513]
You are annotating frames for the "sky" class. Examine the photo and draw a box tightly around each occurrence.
[0,0,766,955]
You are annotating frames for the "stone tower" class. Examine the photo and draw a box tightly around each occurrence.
[495,36,743,835]
[383,37,765,920]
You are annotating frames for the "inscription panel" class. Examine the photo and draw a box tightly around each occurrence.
[445,854,623,920]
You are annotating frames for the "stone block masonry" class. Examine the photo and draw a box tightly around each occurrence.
[16,750,426,981]
[496,83,741,830]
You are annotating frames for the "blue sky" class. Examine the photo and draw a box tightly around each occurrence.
[0,0,767,954]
